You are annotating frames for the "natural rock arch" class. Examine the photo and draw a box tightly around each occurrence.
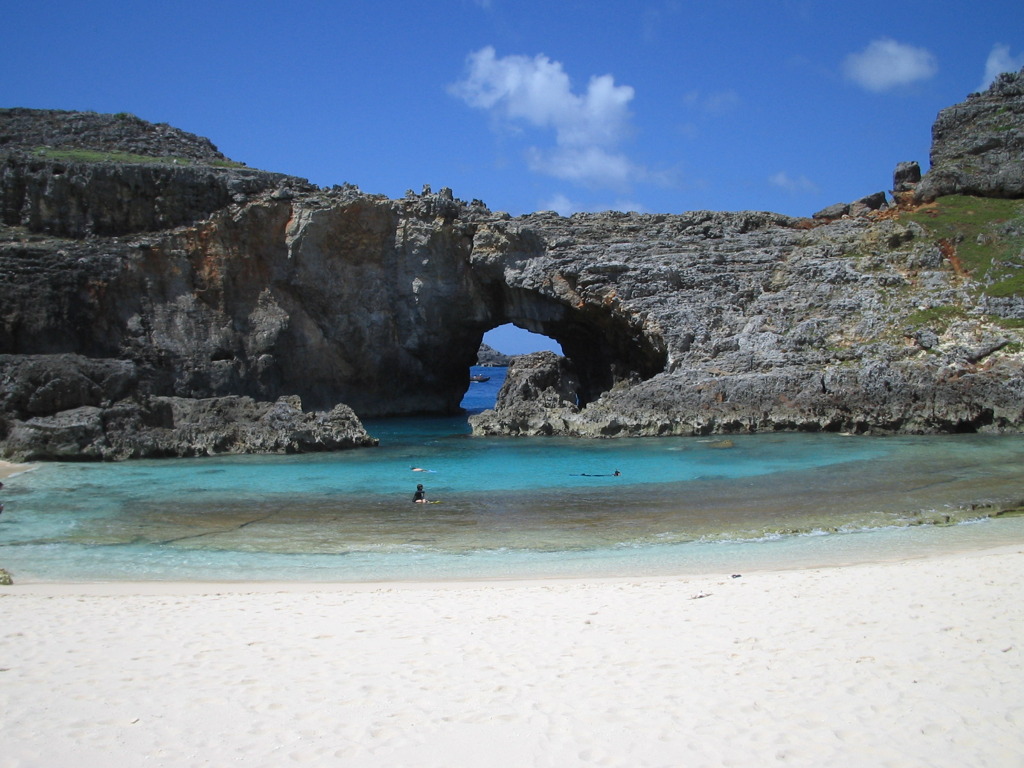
[463,286,667,408]
[4,75,1024,461]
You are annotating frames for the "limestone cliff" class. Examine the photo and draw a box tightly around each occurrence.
[1,108,304,239]
[1,74,1023,459]
[915,68,1024,201]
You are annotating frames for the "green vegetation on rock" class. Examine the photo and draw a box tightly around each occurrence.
[904,304,967,332]
[31,146,245,169]
[902,195,1024,298]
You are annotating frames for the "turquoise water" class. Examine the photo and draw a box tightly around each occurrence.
[2,367,1024,582]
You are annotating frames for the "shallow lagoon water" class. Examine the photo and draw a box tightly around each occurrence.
[2,367,1024,582]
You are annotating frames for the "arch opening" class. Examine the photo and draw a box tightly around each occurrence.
[462,325,564,413]
[482,324,562,357]
[456,287,667,412]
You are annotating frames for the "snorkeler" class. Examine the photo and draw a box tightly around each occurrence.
[413,483,428,503]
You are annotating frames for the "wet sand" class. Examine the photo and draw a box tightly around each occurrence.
[0,460,34,480]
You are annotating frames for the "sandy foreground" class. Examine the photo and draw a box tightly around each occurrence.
[0,546,1021,768]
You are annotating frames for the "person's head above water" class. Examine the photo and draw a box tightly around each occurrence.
[417,484,424,490]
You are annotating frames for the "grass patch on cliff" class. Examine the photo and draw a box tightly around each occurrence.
[31,146,245,169]
[902,195,1024,297]
[903,305,1024,334]
[903,305,967,332]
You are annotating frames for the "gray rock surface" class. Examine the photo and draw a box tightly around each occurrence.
[476,343,511,366]
[0,354,375,460]
[470,352,580,435]
[915,67,1024,201]
[1,80,1023,459]
[466,210,1024,436]
[0,108,228,161]
[893,161,922,194]
[1,108,303,238]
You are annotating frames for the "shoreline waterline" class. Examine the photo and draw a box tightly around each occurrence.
[0,460,35,480]
[2,409,1024,583]
[1,536,1021,596]
[4,512,1024,586]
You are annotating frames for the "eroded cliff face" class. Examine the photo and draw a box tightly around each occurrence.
[1,75,1023,459]
[915,69,1024,202]
[469,207,1024,436]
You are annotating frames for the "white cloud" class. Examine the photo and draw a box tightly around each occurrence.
[769,171,818,194]
[451,46,646,189]
[526,145,639,189]
[842,38,938,92]
[978,43,1024,91]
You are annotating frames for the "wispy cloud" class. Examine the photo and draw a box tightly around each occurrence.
[842,38,938,92]
[768,171,818,195]
[683,89,740,116]
[542,194,578,216]
[978,43,1024,91]
[450,46,648,190]
[541,193,648,217]
[526,146,636,188]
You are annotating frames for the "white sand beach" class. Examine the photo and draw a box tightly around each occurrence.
[2,545,1022,768]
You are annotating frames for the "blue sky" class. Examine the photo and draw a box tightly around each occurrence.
[3,0,1021,355]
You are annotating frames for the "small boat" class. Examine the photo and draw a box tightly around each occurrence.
[469,374,490,383]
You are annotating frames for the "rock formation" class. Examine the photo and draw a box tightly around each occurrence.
[0,354,376,460]
[1,108,303,239]
[915,68,1024,201]
[476,343,511,366]
[472,352,580,435]
[1,71,1023,458]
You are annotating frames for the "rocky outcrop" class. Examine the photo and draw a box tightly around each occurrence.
[1,108,304,238]
[471,352,580,435]
[1,75,1024,458]
[893,161,922,194]
[0,108,229,161]
[915,67,1024,201]
[0,354,375,460]
[468,210,1024,436]
[3,396,375,461]
[476,357,1024,438]
[476,343,511,366]
[812,191,888,221]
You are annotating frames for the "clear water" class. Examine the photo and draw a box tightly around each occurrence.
[2,367,1024,583]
